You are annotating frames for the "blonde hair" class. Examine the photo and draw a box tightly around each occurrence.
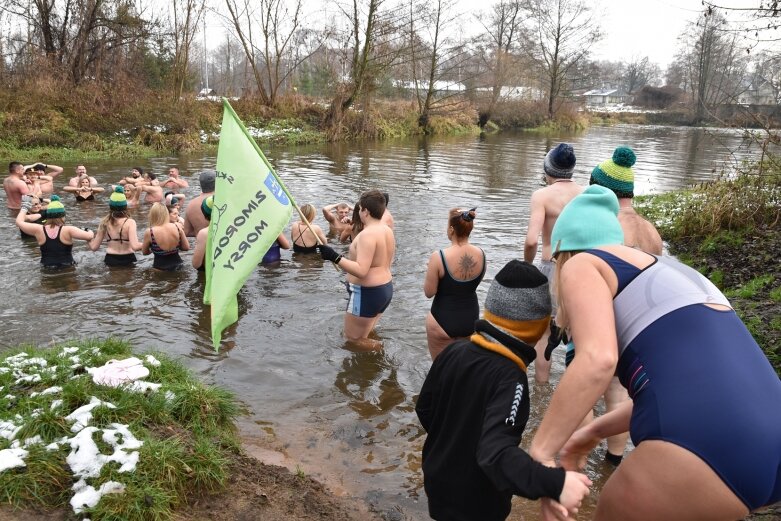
[98,210,130,234]
[299,204,315,222]
[553,251,576,329]
[148,203,170,227]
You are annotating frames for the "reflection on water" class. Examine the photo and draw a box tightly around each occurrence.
[0,125,760,519]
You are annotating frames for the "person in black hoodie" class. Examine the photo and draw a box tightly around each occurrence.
[416,260,591,521]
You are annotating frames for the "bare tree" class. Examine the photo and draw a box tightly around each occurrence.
[324,0,407,133]
[1,0,153,84]
[526,0,601,119]
[622,55,659,94]
[675,11,749,121]
[170,0,205,100]
[404,0,469,130]
[224,0,318,106]
[473,0,530,126]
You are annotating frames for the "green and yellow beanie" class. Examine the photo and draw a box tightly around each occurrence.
[590,146,636,197]
[201,195,214,220]
[551,185,624,255]
[482,260,552,347]
[109,186,128,210]
[46,195,65,218]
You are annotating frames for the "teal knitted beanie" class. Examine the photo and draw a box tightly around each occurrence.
[45,195,66,218]
[551,185,624,255]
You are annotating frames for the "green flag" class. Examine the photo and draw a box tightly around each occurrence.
[204,99,295,350]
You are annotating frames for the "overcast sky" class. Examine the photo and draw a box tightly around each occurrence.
[201,0,772,72]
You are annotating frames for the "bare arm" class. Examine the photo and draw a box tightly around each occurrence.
[321,204,337,224]
[175,223,190,251]
[529,255,619,465]
[67,226,95,241]
[47,164,63,177]
[559,401,633,472]
[125,220,143,251]
[524,192,545,263]
[276,233,291,250]
[192,228,208,269]
[62,186,79,193]
[423,251,442,298]
[15,209,43,238]
[141,229,152,255]
[88,227,106,251]
[91,186,105,193]
[339,228,352,243]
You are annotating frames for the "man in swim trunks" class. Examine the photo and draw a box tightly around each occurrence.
[318,189,395,351]
[322,202,353,237]
[183,170,215,237]
[67,164,98,187]
[523,143,583,383]
[4,161,29,210]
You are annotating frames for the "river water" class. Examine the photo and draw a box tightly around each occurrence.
[0,125,759,519]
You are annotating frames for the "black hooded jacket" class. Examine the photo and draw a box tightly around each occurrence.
[416,319,565,521]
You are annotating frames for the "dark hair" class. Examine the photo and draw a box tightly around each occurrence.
[589,176,634,199]
[147,172,157,180]
[382,192,390,205]
[449,207,476,239]
[133,167,144,175]
[358,189,386,220]
[9,161,22,173]
[351,204,364,237]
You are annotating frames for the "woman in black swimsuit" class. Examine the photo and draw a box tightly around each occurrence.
[290,204,327,253]
[88,186,143,266]
[423,208,486,360]
[63,176,104,201]
[15,195,94,268]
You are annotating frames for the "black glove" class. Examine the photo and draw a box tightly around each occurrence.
[544,321,569,361]
[20,195,33,212]
[317,244,342,264]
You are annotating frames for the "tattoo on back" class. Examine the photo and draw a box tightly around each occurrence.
[458,253,477,279]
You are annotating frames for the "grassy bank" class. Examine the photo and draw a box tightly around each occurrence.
[0,339,239,520]
[636,168,781,374]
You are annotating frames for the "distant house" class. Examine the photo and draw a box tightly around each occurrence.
[583,88,630,106]
[737,80,777,105]
[393,80,466,94]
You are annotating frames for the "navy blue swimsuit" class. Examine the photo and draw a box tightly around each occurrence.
[584,248,781,510]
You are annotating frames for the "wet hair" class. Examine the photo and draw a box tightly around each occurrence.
[336,202,350,211]
[148,202,170,227]
[9,161,22,173]
[351,204,364,237]
[300,204,316,222]
[449,208,476,239]
[383,192,390,206]
[199,170,216,193]
[132,167,144,176]
[147,172,157,181]
[357,189,386,220]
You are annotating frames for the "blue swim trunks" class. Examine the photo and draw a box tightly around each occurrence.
[346,281,393,318]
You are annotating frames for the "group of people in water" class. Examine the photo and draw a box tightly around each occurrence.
[3,143,780,521]
[408,143,781,521]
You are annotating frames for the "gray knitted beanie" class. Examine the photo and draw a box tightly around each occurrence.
[484,260,552,344]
